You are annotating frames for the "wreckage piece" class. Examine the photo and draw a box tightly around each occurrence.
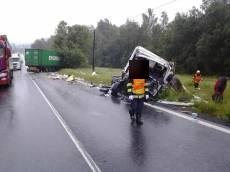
[170,75,183,92]
[66,75,75,82]
[107,46,175,99]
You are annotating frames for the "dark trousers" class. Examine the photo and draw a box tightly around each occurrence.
[212,92,223,103]
[194,82,199,88]
[130,98,144,116]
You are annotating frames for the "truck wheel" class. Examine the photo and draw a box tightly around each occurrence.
[111,82,121,97]
[11,70,14,79]
[6,77,12,87]
[170,76,183,92]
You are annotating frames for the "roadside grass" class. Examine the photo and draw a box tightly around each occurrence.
[59,67,122,85]
[59,68,230,121]
[177,74,230,121]
[158,87,193,102]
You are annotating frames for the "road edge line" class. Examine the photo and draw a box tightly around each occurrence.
[31,78,102,172]
[145,103,230,135]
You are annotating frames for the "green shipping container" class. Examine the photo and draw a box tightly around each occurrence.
[25,49,61,67]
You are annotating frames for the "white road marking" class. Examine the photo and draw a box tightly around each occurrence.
[145,103,230,135]
[31,79,102,172]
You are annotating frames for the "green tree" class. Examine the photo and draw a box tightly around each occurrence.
[53,21,92,67]
[95,19,120,67]
[119,20,141,66]
[31,37,54,50]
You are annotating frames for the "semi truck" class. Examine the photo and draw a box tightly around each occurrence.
[0,35,13,86]
[25,49,61,72]
[11,53,23,70]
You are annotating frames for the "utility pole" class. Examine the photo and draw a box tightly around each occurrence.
[92,29,96,72]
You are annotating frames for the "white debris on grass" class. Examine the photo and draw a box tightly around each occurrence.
[183,85,208,104]
[79,71,86,75]
[66,75,75,82]
[63,74,68,79]
[157,100,194,106]
[92,71,97,76]
[75,77,84,81]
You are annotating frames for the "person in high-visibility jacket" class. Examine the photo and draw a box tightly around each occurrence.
[127,79,149,125]
[193,70,202,89]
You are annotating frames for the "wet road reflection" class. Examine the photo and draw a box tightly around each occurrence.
[143,106,171,126]
[129,124,147,166]
[0,86,15,129]
[0,71,92,172]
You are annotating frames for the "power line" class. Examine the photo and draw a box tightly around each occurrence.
[130,0,177,20]
[154,0,177,10]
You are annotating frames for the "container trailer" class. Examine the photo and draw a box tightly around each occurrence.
[25,49,61,72]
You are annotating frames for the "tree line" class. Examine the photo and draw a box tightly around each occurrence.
[31,0,230,75]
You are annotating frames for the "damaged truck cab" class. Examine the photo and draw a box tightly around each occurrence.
[110,46,174,99]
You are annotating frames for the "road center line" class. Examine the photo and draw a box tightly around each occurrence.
[145,103,230,135]
[31,78,102,172]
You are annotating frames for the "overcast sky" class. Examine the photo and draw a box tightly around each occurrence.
[0,0,202,44]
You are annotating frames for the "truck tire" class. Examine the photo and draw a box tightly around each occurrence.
[111,82,120,97]
[170,76,183,92]
[11,70,14,79]
[6,76,12,87]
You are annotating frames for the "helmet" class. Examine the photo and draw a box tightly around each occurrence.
[196,70,200,73]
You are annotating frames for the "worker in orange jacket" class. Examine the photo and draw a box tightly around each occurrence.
[193,70,202,89]
[127,79,149,125]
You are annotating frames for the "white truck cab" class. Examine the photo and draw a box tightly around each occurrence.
[10,53,22,70]
[109,46,175,99]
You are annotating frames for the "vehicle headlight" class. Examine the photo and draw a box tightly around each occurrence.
[0,73,7,77]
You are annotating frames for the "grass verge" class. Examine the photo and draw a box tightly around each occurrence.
[177,74,230,121]
[59,67,121,86]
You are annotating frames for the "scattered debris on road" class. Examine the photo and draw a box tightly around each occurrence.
[47,73,94,87]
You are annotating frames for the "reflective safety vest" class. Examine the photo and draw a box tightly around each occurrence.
[133,79,145,95]
[127,79,149,97]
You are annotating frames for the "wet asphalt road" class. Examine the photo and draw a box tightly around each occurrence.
[0,70,230,172]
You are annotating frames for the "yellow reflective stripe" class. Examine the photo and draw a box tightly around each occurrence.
[145,88,149,91]
[127,89,132,92]
[134,88,145,92]
[133,95,145,99]
[127,83,132,87]
[133,88,145,94]
[134,81,144,84]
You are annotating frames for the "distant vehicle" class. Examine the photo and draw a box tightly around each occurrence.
[0,35,13,86]
[25,49,61,72]
[100,46,175,99]
[10,53,22,70]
